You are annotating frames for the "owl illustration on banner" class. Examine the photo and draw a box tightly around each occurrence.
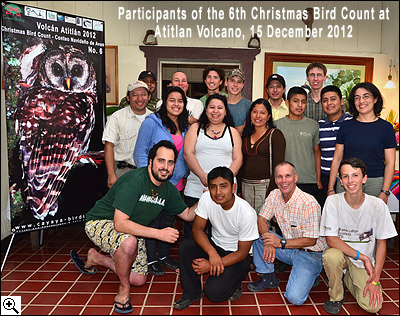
[14,43,97,220]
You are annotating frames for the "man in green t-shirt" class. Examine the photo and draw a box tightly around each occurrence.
[199,65,228,107]
[70,140,197,314]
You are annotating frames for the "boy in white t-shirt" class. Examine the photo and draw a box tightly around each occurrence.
[320,157,398,314]
[173,166,258,310]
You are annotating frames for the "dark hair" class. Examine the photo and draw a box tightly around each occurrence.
[198,94,235,131]
[348,82,383,118]
[274,161,297,176]
[157,86,188,134]
[202,65,225,90]
[339,157,367,178]
[306,62,327,76]
[320,85,342,100]
[242,98,275,138]
[207,166,234,186]
[287,86,307,101]
[148,140,178,165]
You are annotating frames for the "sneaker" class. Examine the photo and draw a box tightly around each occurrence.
[160,256,178,270]
[247,272,280,292]
[173,295,202,310]
[274,260,290,274]
[229,285,243,301]
[148,262,165,276]
[324,288,346,314]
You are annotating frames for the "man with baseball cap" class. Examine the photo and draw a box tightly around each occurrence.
[226,68,252,134]
[119,71,160,113]
[103,81,152,188]
[266,74,288,121]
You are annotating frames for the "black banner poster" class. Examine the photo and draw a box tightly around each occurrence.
[2,2,106,233]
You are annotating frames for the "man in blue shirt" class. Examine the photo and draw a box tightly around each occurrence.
[318,85,352,206]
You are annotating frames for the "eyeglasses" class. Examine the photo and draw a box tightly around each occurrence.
[308,73,324,78]
[354,93,373,102]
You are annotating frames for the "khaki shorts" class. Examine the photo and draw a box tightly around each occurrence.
[85,219,148,275]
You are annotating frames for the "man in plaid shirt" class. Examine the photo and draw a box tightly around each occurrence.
[248,161,327,305]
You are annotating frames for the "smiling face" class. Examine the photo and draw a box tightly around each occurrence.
[205,70,223,94]
[287,94,307,119]
[209,176,236,210]
[127,87,151,114]
[149,147,175,184]
[267,80,286,103]
[251,103,271,128]
[339,164,367,196]
[321,91,343,119]
[206,98,226,125]
[171,72,189,95]
[165,91,184,120]
[225,76,244,97]
[306,67,327,91]
[353,87,377,117]
[275,163,298,202]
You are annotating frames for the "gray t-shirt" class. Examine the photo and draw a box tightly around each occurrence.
[228,97,252,127]
[275,116,319,184]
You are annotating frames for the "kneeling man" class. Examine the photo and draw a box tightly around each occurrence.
[320,157,397,314]
[174,166,258,310]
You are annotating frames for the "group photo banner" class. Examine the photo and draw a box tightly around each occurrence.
[2,2,106,233]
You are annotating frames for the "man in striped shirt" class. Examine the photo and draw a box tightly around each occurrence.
[248,161,327,305]
[318,85,352,206]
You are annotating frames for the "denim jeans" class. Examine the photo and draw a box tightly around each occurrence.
[252,231,323,305]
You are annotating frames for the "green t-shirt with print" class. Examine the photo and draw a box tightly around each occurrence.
[200,91,228,107]
[85,167,187,225]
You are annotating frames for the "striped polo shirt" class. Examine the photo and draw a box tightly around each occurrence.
[318,112,353,175]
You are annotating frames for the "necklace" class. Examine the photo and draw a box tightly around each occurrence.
[210,129,221,139]
[151,181,164,198]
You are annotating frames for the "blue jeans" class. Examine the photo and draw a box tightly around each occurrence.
[252,231,323,305]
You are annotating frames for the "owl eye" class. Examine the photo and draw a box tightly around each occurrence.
[52,63,64,77]
[71,64,83,77]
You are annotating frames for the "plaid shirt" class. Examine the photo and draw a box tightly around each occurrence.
[305,92,325,122]
[259,187,327,251]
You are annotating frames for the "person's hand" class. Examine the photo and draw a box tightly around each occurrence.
[262,232,280,248]
[317,180,323,190]
[207,251,224,276]
[192,258,210,275]
[363,282,383,308]
[200,172,208,187]
[159,227,179,243]
[262,243,276,263]
[107,173,118,188]
[327,189,335,197]
[378,192,389,204]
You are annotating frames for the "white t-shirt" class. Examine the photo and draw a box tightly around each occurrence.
[156,97,204,119]
[320,192,398,268]
[195,191,259,252]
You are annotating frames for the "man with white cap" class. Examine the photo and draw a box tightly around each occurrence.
[226,68,252,135]
[103,80,152,188]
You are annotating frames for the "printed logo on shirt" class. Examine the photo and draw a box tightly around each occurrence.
[299,132,311,137]
[139,194,165,206]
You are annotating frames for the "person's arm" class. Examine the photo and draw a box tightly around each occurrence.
[326,236,375,282]
[235,124,245,136]
[113,209,179,243]
[257,215,276,263]
[104,141,117,188]
[133,119,152,168]
[229,127,243,176]
[183,123,208,186]
[192,215,224,276]
[188,116,199,125]
[313,144,322,190]
[327,143,344,196]
[377,148,396,204]
[177,201,199,222]
[363,239,386,308]
[264,234,317,249]
[267,130,286,195]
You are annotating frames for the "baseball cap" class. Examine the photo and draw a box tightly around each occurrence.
[266,74,286,88]
[227,68,245,81]
[138,70,156,81]
[127,80,149,92]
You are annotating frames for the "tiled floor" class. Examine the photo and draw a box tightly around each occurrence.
[1,218,399,315]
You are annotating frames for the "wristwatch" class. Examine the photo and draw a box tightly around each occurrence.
[280,238,287,249]
[381,190,390,196]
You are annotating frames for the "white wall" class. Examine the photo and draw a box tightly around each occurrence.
[1,1,399,239]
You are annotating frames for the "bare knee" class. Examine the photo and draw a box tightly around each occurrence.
[129,272,147,286]
[117,236,138,257]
